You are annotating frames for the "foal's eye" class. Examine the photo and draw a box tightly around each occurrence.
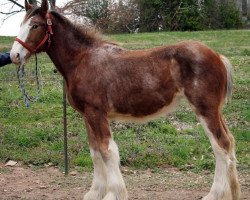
[32,24,39,29]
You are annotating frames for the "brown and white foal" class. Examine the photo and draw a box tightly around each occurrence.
[10,1,240,200]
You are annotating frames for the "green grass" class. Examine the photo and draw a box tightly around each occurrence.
[0,30,249,172]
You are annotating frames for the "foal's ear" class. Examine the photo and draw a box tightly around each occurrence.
[24,0,32,11]
[40,0,49,16]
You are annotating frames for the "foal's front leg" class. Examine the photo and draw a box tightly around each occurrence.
[83,107,127,200]
[83,121,107,200]
[102,139,128,200]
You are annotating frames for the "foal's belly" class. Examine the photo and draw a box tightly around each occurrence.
[107,90,183,123]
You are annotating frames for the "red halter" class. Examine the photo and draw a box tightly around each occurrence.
[15,13,53,53]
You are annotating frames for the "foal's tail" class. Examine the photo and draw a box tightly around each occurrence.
[220,55,233,103]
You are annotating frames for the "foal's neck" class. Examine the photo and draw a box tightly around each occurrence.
[46,12,97,81]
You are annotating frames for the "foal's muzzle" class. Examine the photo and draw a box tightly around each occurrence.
[10,46,29,65]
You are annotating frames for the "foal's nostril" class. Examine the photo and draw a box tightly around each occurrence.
[11,52,21,64]
[16,53,20,60]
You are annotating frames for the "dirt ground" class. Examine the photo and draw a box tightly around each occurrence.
[0,164,249,200]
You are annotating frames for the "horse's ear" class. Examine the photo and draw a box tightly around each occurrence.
[24,0,32,11]
[40,0,49,16]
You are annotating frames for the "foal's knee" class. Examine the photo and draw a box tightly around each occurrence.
[99,139,120,164]
[216,131,232,154]
[204,117,232,154]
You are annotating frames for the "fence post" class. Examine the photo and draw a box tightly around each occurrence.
[63,79,68,175]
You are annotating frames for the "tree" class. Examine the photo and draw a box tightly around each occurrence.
[63,0,139,33]
[136,0,159,32]
[0,0,56,18]
[110,0,139,33]
[176,0,204,31]
[64,0,111,31]
[0,0,57,26]
[202,0,242,29]
[136,0,241,31]
[8,0,239,33]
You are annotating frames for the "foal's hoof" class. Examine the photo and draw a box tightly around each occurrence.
[102,190,128,200]
[202,192,233,200]
[84,189,106,200]
[102,193,116,200]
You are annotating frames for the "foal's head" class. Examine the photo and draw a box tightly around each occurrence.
[10,0,50,65]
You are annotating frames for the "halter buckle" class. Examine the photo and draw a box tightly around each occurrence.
[47,19,52,26]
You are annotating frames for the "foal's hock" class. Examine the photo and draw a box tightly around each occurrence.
[10,1,240,200]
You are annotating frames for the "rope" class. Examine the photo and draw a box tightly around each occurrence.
[17,54,41,108]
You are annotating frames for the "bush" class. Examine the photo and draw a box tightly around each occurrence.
[219,1,242,29]
[203,0,242,29]
[177,2,204,31]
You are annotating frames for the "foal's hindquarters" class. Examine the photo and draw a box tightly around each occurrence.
[81,43,240,200]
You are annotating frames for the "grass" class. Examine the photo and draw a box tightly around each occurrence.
[0,30,249,172]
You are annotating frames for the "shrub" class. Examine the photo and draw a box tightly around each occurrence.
[202,0,242,29]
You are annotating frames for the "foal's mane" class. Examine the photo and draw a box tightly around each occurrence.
[50,11,102,45]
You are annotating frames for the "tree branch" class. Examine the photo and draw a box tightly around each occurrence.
[0,9,23,15]
[7,0,24,9]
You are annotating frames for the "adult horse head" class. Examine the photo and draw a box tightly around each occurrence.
[10,1,240,200]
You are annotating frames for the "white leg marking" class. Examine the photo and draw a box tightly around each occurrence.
[84,149,107,200]
[103,139,128,200]
[199,117,234,200]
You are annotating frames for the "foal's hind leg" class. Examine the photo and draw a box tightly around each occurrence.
[83,107,127,200]
[188,96,240,200]
[198,113,240,200]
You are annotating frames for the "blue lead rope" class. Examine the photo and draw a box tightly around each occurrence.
[17,54,41,108]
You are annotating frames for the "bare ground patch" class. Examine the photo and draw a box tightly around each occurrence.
[0,164,249,200]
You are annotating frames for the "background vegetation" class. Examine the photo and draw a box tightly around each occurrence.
[1,0,245,33]
[0,30,249,173]
[66,0,243,33]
